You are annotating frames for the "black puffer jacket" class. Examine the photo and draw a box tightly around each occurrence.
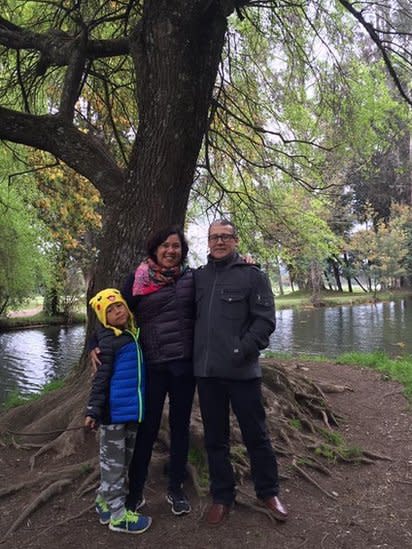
[122,268,195,366]
[193,253,275,380]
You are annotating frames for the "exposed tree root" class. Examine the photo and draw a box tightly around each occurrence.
[235,488,277,523]
[76,466,100,497]
[291,461,337,499]
[0,478,73,543]
[27,504,95,548]
[0,459,97,499]
[362,449,393,461]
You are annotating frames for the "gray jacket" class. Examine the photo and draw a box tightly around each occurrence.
[193,253,275,379]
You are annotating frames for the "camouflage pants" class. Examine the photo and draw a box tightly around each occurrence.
[97,422,138,519]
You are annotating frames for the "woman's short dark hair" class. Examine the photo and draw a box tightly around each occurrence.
[146,225,189,264]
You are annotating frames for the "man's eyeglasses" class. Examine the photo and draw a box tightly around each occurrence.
[208,234,235,242]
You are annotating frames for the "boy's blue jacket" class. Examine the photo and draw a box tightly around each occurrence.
[86,325,145,425]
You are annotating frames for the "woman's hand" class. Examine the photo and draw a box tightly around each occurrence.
[242,253,256,265]
[84,416,97,430]
[89,347,102,375]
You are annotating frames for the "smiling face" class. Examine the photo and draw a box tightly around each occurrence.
[208,223,238,260]
[106,302,129,329]
[155,233,183,268]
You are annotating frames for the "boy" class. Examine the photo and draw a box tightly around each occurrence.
[85,288,152,534]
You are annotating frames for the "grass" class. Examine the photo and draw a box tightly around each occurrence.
[264,350,330,362]
[2,379,65,411]
[275,288,412,310]
[0,311,85,330]
[336,351,412,398]
[188,447,209,489]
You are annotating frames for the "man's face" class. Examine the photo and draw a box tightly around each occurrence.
[208,224,238,260]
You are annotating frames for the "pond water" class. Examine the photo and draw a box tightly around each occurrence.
[270,298,412,358]
[0,324,86,407]
[1,299,411,407]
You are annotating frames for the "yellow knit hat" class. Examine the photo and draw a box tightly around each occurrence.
[89,288,136,336]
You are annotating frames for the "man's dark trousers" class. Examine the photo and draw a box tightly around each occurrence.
[197,376,279,505]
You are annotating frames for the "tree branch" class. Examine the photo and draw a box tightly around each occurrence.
[0,17,131,68]
[0,107,124,196]
[59,29,88,120]
[337,0,412,106]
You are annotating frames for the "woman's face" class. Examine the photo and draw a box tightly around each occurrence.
[155,234,183,268]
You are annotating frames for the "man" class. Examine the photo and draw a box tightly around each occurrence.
[194,219,288,526]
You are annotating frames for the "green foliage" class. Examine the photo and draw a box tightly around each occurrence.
[188,447,209,490]
[289,418,303,430]
[0,151,50,314]
[315,427,362,462]
[314,444,337,461]
[319,428,343,446]
[28,149,101,318]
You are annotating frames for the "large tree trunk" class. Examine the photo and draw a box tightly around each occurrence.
[91,1,228,291]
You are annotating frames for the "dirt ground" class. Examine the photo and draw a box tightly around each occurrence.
[1,360,411,549]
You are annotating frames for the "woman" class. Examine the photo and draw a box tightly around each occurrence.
[123,226,195,515]
[91,226,195,516]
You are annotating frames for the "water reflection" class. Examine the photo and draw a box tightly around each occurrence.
[270,299,411,357]
[1,299,412,407]
[0,325,85,406]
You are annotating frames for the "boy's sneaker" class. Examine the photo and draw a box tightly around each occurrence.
[109,509,152,534]
[166,489,191,515]
[95,496,110,525]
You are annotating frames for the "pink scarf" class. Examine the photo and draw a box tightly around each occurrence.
[132,258,183,296]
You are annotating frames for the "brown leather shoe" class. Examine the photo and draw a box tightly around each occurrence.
[206,503,232,525]
[259,496,288,522]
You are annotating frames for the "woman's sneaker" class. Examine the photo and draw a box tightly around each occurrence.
[95,495,110,525]
[166,489,191,515]
[109,510,152,534]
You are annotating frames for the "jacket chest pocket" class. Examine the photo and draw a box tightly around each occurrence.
[220,291,247,319]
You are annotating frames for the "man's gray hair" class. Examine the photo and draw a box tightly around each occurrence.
[209,218,238,237]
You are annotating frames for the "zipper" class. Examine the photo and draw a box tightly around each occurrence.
[203,263,218,375]
[126,328,144,422]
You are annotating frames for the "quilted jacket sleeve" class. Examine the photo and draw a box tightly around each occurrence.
[85,330,114,423]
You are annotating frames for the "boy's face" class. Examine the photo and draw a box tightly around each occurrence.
[106,302,129,329]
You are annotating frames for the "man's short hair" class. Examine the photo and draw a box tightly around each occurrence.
[208,218,238,238]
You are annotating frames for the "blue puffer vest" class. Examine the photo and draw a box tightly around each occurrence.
[109,335,145,423]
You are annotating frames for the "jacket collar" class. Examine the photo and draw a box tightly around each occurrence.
[207,252,242,268]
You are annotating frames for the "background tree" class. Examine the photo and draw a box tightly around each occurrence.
[0,147,50,315]
[30,154,102,317]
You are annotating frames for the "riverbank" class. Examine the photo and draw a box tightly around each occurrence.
[0,311,85,331]
[276,287,412,310]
